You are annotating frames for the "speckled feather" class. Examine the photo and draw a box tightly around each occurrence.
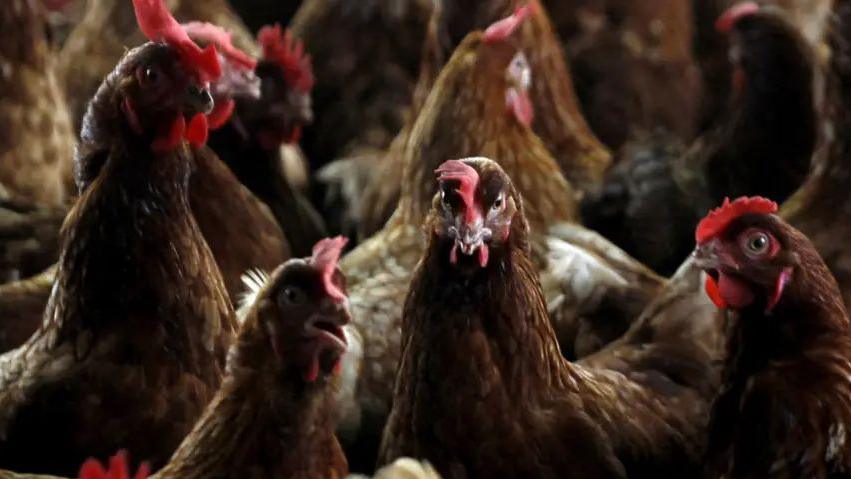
[0,0,76,207]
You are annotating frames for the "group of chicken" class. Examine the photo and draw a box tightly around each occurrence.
[0,0,849,477]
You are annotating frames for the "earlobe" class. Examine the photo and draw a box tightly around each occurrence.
[766,267,793,313]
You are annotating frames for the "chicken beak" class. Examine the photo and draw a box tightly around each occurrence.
[450,220,492,268]
[185,84,215,116]
[692,239,722,271]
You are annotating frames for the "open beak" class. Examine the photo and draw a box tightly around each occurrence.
[304,299,350,353]
[299,299,350,382]
[693,238,755,310]
[693,238,723,273]
[450,220,492,268]
[185,84,214,116]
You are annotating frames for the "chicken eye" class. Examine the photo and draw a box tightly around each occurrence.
[740,230,772,257]
[279,286,306,306]
[441,190,452,209]
[748,234,768,252]
[491,195,504,212]
[136,65,161,88]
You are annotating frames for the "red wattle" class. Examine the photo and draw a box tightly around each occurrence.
[478,244,489,268]
[185,113,209,147]
[152,115,186,153]
[304,356,320,383]
[450,243,459,265]
[507,88,534,127]
[287,126,303,144]
[704,275,727,309]
[718,272,755,309]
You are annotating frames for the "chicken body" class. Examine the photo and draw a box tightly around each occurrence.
[153,253,350,479]
[337,29,662,468]
[782,0,851,309]
[290,0,433,171]
[347,0,610,239]
[189,147,290,301]
[694,202,851,477]
[546,0,703,150]
[381,158,708,478]
[0,42,237,475]
[582,5,819,275]
[0,244,351,479]
[207,55,326,258]
[0,0,76,281]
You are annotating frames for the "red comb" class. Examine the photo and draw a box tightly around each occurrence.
[183,22,257,71]
[257,24,314,93]
[696,196,778,243]
[484,4,534,44]
[311,237,348,303]
[435,160,481,224]
[716,2,760,33]
[79,451,149,479]
[131,0,221,83]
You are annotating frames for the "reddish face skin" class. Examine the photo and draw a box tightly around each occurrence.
[694,212,794,313]
[505,51,533,127]
[434,159,518,271]
[260,242,350,383]
[117,43,216,152]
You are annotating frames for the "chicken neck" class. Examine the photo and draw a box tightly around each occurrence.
[156,328,343,479]
[706,260,851,475]
[702,17,817,206]
[396,35,577,229]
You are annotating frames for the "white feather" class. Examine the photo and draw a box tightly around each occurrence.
[236,268,270,325]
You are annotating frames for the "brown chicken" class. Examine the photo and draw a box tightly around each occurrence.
[58,0,258,133]
[148,237,350,479]
[693,197,851,477]
[0,239,350,479]
[0,2,237,474]
[336,13,662,470]
[380,157,708,477]
[0,22,291,354]
[782,0,851,309]
[209,24,327,257]
[582,3,819,275]
[0,0,77,280]
[289,0,432,170]
[183,24,291,301]
[545,0,703,150]
[60,0,317,219]
[344,0,610,239]
[694,0,831,130]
